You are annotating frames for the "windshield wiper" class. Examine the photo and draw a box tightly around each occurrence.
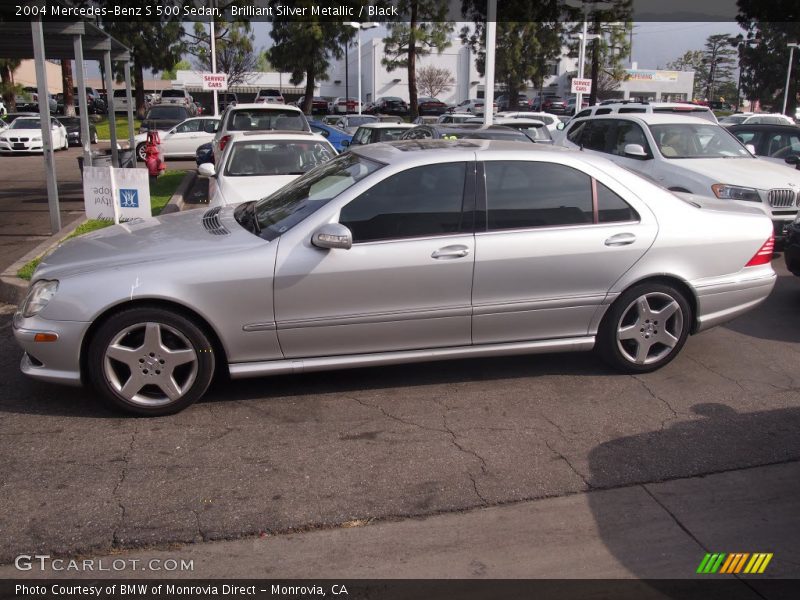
[233,201,261,236]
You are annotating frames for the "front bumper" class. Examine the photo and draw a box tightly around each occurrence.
[0,140,43,152]
[784,221,800,276]
[12,312,90,386]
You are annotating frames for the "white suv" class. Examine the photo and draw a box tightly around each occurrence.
[558,112,800,240]
[571,101,717,124]
[254,89,284,104]
[211,103,310,162]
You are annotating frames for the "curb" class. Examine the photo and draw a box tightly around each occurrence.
[160,170,197,214]
[0,217,89,306]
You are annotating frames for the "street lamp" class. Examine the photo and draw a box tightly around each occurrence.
[347,22,379,115]
[783,42,800,116]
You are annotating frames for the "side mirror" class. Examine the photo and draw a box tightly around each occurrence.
[197,163,216,178]
[340,139,350,147]
[312,223,352,250]
[745,143,757,155]
[624,143,649,159]
[785,154,800,165]
[556,122,565,130]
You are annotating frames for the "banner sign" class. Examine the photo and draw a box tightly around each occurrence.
[625,69,679,82]
[201,73,228,91]
[571,78,592,94]
[83,166,152,221]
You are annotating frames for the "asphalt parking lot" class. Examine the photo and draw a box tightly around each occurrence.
[1,255,798,573]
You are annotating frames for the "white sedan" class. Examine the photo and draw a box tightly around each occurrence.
[0,116,68,153]
[133,116,220,161]
[199,131,337,207]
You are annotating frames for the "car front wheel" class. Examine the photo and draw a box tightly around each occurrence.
[136,142,147,162]
[87,307,215,416]
[597,282,691,373]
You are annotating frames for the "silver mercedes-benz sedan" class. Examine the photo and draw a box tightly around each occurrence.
[13,140,777,415]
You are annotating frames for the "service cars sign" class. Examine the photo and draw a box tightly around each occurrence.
[83,166,152,222]
[571,78,592,94]
[201,73,228,91]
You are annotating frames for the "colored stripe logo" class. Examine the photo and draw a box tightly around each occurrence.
[697,552,773,574]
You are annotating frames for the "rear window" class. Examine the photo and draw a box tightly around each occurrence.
[161,90,187,98]
[146,106,188,120]
[225,108,309,132]
[259,89,281,96]
[113,90,128,97]
[225,140,336,177]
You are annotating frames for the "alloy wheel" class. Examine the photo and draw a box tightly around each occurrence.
[616,292,684,365]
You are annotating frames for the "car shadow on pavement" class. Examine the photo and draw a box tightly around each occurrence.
[586,402,800,598]
[724,273,800,344]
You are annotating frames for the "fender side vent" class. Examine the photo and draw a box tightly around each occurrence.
[201,207,229,236]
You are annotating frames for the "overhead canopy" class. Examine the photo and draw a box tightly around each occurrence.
[0,21,130,62]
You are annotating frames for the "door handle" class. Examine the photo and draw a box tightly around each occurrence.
[604,233,637,246]
[431,245,470,259]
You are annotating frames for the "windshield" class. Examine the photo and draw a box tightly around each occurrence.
[443,128,531,142]
[9,118,40,129]
[57,118,80,126]
[225,140,336,177]
[649,123,751,159]
[225,109,308,132]
[346,116,377,127]
[720,115,748,125]
[161,90,186,98]
[251,153,382,241]
[504,123,552,142]
[377,128,411,141]
[146,106,187,120]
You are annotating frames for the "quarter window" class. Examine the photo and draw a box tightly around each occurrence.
[340,163,467,243]
[485,161,593,230]
[175,120,201,133]
[597,182,639,223]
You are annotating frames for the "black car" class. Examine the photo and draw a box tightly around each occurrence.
[367,96,409,116]
[195,142,213,166]
[399,123,533,143]
[140,104,191,133]
[727,123,800,168]
[2,112,39,125]
[217,93,238,112]
[56,116,98,145]
[417,97,449,116]
[496,93,529,111]
[786,214,800,273]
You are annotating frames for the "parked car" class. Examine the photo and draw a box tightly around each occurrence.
[160,89,195,114]
[13,140,776,415]
[465,117,552,143]
[450,98,496,115]
[329,97,361,114]
[0,100,6,117]
[496,111,560,134]
[570,101,718,124]
[365,96,409,116]
[139,104,192,134]
[322,115,344,126]
[71,87,105,114]
[195,142,214,166]
[785,214,800,275]
[566,96,589,115]
[437,113,474,124]
[212,103,311,164]
[0,116,68,153]
[400,123,533,143]
[193,101,203,116]
[216,93,238,112]
[721,113,795,127]
[295,96,329,114]
[254,89,285,104]
[308,120,353,152]
[531,96,568,114]
[55,116,98,146]
[495,93,529,111]
[2,112,39,125]
[376,115,404,123]
[20,87,57,114]
[727,123,800,169]
[330,114,379,135]
[350,122,414,146]
[417,97,450,115]
[200,131,336,207]
[134,116,220,161]
[558,113,800,241]
[112,89,135,112]
[412,115,441,125]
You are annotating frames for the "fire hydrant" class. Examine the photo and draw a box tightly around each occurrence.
[144,129,166,178]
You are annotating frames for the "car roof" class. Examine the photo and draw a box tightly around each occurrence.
[728,123,800,131]
[578,113,716,126]
[351,139,574,163]
[357,122,414,129]
[226,103,303,113]
[228,131,320,141]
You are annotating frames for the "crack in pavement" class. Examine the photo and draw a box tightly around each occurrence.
[632,375,680,431]
[544,439,591,490]
[112,425,137,547]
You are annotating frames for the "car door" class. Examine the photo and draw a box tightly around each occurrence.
[273,161,477,358]
[163,119,203,156]
[472,158,657,344]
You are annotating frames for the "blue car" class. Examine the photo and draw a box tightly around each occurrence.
[309,120,352,152]
[195,142,213,166]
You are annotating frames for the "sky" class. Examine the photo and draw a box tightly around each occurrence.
[83,21,745,80]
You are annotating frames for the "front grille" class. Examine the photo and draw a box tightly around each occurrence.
[768,188,796,208]
[9,137,29,142]
[201,206,229,236]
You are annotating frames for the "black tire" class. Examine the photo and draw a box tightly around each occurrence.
[136,142,147,162]
[596,282,692,373]
[87,307,215,416]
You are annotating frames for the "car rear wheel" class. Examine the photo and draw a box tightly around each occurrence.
[136,142,147,162]
[597,283,691,373]
[87,307,215,416]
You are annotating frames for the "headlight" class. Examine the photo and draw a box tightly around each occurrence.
[21,280,59,318]
[711,184,761,202]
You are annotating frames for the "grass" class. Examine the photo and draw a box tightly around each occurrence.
[17,169,186,280]
[94,116,142,140]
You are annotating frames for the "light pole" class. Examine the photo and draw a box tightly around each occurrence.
[210,0,218,117]
[565,1,611,111]
[484,0,496,125]
[782,42,799,116]
[347,22,378,115]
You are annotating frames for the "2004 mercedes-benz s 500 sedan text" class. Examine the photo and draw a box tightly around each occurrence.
[13,140,777,415]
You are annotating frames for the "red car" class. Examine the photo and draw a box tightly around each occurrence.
[417,97,449,116]
[296,96,328,114]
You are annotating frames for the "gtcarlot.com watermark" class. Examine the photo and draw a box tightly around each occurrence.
[15,554,194,572]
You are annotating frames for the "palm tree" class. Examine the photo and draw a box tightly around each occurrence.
[0,58,23,112]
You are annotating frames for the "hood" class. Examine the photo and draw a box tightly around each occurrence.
[215,175,300,206]
[668,157,800,190]
[33,208,263,280]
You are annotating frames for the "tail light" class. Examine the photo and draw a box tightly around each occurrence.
[219,134,231,151]
[745,235,775,267]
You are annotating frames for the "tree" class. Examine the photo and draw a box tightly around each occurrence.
[701,34,737,101]
[161,60,192,81]
[383,0,453,118]
[0,59,22,112]
[187,21,258,88]
[268,1,361,115]
[460,1,565,106]
[416,65,455,97]
[736,1,800,115]
[60,61,75,117]
[666,50,707,100]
